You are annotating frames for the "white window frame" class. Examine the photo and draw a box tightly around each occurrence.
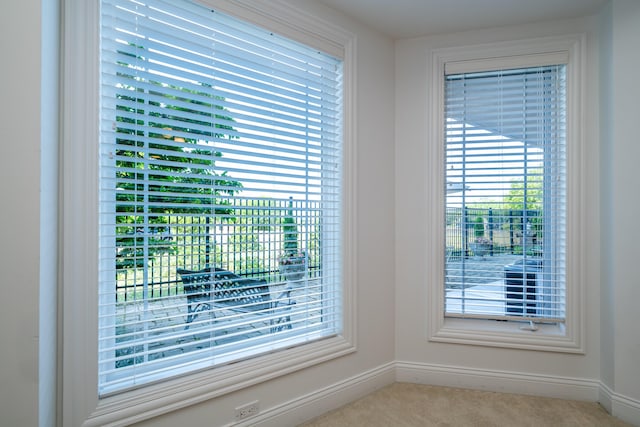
[61,1,357,425]
[427,35,586,353]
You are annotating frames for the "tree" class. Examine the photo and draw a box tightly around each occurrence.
[502,169,544,246]
[503,169,543,210]
[225,198,279,275]
[113,44,242,270]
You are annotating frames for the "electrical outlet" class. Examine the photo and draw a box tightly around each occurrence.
[235,400,260,421]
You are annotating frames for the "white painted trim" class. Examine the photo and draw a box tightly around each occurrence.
[61,0,358,426]
[61,1,101,426]
[599,383,640,426]
[86,337,357,427]
[396,361,599,402]
[340,33,359,349]
[427,34,587,353]
[234,362,396,427]
[196,0,353,58]
[209,361,640,426]
[397,361,639,423]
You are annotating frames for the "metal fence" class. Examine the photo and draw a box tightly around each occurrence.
[115,198,322,301]
[446,207,543,258]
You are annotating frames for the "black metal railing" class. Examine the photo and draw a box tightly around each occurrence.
[446,207,543,258]
[115,198,322,302]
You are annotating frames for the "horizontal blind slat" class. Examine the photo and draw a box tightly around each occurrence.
[99,0,343,395]
[444,64,566,322]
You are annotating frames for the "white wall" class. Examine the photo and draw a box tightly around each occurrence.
[0,1,42,426]
[394,16,603,387]
[600,0,640,420]
[598,0,617,407]
[609,0,640,402]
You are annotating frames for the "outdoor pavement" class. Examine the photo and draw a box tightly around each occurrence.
[113,279,319,366]
[446,253,524,316]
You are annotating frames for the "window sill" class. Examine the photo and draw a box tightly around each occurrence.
[429,317,584,354]
[87,335,356,427]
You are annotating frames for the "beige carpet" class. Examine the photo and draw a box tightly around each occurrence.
[300,383,633,427]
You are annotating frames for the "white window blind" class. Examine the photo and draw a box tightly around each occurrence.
[99,0,343,395]
[444,64,566,323]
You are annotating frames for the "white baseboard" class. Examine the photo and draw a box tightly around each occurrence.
[599,382,640,426]
[395,360,600,401]
[398,361,639,425]
[236,362,396,427]
[234,360,639,426]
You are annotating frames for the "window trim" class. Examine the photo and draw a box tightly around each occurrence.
[61,0,357,425]
[427,35,586,353]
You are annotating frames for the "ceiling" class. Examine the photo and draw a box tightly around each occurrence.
[314,0,608,39]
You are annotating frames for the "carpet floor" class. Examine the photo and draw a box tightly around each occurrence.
[300,383,633,427]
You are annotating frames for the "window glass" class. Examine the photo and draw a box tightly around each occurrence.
[444,65,566,323]
[99,0,343,395]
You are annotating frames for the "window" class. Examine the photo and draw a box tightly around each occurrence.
[444,64,566,322]
[99,0,345,395]
[428,37,584,352]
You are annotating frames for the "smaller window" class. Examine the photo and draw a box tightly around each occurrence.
[428,37,584,352]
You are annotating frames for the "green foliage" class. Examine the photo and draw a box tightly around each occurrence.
[226,198,278,275]
[113,42,243,270]
[503,170,544,240]
[503,169,543,211]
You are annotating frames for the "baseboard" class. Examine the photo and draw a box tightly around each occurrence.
[235,361,396,427]
[599,383,640,426]
[230,360,639,426]
[395,361,600,402]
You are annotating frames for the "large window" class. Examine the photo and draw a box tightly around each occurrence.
[99,0,343,395]
[444,65,566,323]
